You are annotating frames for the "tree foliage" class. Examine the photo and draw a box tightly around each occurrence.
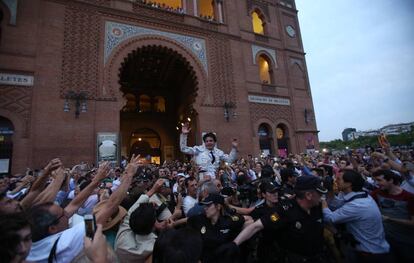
[320,127,414,150]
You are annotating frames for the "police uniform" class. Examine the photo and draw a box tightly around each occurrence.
[259,176,330,263]
[188,194,245,263]
[250,182,283,263]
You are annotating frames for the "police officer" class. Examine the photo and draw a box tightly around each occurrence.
[188,194,245,263]
[233,176,330,263]
[249,181,283,263]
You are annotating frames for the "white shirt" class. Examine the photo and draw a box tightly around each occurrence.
[27,214,85,263]
[180,133,237,178]
[183,195,197,216]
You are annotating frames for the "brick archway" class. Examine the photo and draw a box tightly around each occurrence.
[102,35,208,112]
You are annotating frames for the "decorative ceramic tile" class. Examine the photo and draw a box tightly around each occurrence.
[251,44,277,67]
[104,21,208,74]
[2,0,18,25]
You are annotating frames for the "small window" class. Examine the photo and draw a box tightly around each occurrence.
[154,96,166,112]
[252,11,265,35]
[258,54,272,84]
[139,95,151,112]
[198,0,215,20]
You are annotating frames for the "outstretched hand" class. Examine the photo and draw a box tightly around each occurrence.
[181,122,191,134]
[94,162,111,182]
[147,178,165,197]
[125,154,141,177]
[43,158,62,175]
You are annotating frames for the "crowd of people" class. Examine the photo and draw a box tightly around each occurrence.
[0,127,413,263]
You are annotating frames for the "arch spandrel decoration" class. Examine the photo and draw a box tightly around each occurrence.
[104,21,208,75]
[252,45,277,66]
[103,37,207,107]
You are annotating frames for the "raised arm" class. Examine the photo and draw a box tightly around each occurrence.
[180,122,196,155]
[65,162,110,217]
[95,155,140,225]
[371,152,402,172]
[32,167,66,205]
[20,158,62,209]
[220,139,238,163]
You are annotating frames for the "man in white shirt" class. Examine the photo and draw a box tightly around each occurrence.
[180,122,238,179]
[182,176,198,216]
[27,163,110,262]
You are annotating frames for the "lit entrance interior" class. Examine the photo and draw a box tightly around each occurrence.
[276,124,289,157]
[119,45,198,164]
[0,116,14,175]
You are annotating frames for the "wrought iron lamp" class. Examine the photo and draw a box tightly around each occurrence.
[63,91,88,118]
[223,102,236,122]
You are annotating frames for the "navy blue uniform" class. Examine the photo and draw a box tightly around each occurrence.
[188,213,244,263]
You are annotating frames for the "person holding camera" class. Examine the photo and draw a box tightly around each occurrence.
[180,122,238,180]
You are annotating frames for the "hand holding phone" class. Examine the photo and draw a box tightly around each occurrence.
[84,214,96,239]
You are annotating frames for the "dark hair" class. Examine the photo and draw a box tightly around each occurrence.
[79,179,91,191]
[280,168,295,183]
[185,176,196,188]
[236,171,248,186]
[152,227,202,263]
[28,202,57,242]
[0,212,31,262]
[129,203,156,235]
[342,170,365,192]
[372,169,401,185]
[202,132,217,142]
[261,165,275,178]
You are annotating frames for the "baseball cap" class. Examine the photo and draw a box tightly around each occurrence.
[200,194,224,206]
[260,181,280,193]
[295,176,327,194]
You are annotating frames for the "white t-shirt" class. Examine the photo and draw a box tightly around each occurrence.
[183,195,197,216]
[27,214,85,263]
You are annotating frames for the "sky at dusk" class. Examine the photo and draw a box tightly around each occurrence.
[295,0,414,141]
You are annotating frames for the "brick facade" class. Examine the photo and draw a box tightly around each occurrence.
[0,0,319,173]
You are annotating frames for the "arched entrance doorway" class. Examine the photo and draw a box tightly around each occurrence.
[258,123,274,156]
[119,45,198,164]
[129,128,161,164]
[276,124,289,158]
[0,116,14,175]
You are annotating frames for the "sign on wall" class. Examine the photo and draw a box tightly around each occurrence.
[248,95,290,106]
[97,133,119,167]
[0,73,34,86]
[0,159,10,174]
